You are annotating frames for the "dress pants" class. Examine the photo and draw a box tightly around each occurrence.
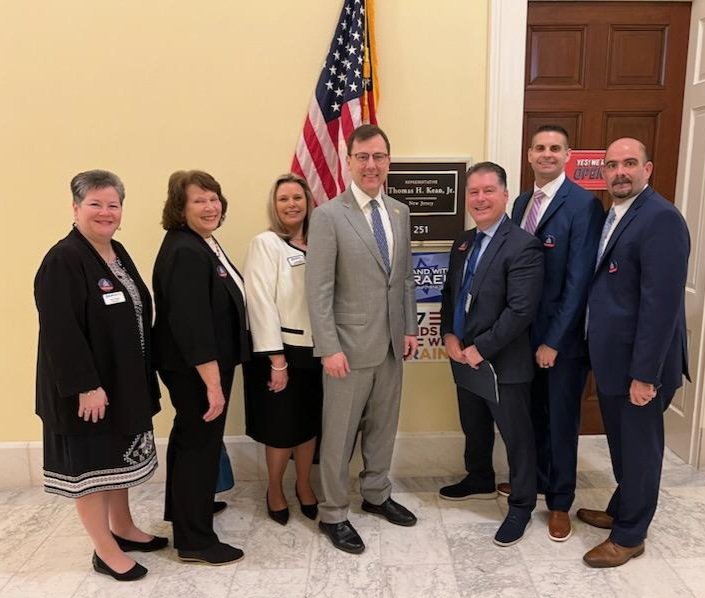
[457,382,537,513]
[598,386,674,547]
[161,365,235,550]
[319,348,402,523]
[530,356,588,511]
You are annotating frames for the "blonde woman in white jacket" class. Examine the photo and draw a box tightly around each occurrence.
[244,173,322,526]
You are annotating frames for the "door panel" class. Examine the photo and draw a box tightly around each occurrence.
[524,1,691,435]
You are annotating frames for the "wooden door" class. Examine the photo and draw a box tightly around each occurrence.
[523,1,691,434]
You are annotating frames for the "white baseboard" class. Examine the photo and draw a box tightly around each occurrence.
[1,432,510,490]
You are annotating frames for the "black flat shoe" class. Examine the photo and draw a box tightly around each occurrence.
[177,541,244,565]
[318,520,365,554]
[112,532,169,552]
[295,487,318,520]
[214,501,227,515]
[92,552,147,581]
[266,492,289,525]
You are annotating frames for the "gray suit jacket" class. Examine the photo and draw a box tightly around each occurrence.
[306,188,417,369]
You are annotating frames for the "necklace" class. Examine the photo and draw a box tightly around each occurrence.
[206,236,221,257]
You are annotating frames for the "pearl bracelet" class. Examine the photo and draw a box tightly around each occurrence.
[271,362,288,371]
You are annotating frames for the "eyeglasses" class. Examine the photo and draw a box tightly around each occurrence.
[351,152,390,164]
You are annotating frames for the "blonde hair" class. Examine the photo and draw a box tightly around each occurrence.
[267,173,315,241]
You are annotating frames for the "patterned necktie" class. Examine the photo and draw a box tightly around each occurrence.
[523,189,545,235]
[453,232,486,338]
[595,207,616,269]
[370,199,391,273]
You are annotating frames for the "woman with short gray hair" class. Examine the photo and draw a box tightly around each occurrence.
[34,170,165,581]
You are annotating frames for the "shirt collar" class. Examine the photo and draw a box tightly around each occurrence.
[478,213,506,237]
[350,181,383,210]
[534,172,566,200]
[612,184,648,217]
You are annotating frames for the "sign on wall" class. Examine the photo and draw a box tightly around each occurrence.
[411,250,450,362]
[387,160,468,242]
[565,150,607,190]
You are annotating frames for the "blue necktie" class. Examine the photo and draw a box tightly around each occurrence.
[595,207,616,269]
[370,199,390,273]
[453,232,486,338]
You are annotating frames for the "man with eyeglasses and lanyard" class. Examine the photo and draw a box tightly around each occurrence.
[307,124,418,554]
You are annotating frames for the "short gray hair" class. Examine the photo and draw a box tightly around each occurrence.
[70,170,126,205]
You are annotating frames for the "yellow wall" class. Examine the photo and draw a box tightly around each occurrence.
[0,0,488,441]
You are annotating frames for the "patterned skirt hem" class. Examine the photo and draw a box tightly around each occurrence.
[44,451,158,499]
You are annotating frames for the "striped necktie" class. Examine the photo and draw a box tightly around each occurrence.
[523,189,545,235]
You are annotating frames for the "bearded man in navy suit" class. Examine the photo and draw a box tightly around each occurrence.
[497,125,604,542]
[578,138,689,568]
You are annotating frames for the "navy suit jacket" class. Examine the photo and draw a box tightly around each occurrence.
[441,217,544,384]
[512,178,604,358]
[587,186,690,395]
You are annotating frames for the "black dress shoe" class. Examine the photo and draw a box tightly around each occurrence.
[295,487,318,520]
[361,497,417,527]
[318,520,365,554]
[112,532,169,552]
[177,541,244,565]
[214,501,227,515]
[266,492,290,526]
[92,552,147,581]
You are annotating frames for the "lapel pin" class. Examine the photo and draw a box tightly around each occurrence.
[98,278,114,292]
[543,234,556,248]
[608,260,618,274]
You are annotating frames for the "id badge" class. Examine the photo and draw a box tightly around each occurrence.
[287,254,306,267]
[103,291,126,305]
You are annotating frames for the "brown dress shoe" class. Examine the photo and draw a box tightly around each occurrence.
[496,482,511,497]
[583,539,644,568]
[576,508,613,529]
[547,510,572,541]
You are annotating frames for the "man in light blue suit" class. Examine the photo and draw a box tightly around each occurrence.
[501,125,604,541]
[579,138,689,567]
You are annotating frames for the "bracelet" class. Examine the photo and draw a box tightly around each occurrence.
[270,362,288,371]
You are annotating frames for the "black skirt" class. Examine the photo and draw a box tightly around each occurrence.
[243,346,323,448]
[43,428,157,498]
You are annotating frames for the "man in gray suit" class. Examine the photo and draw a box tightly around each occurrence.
[306,124,419,554]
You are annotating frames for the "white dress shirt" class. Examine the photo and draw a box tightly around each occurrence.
[520,172,566,229]
[349,181,395,258]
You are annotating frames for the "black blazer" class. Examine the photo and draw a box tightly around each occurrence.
[152,227,249,372]
[34,228,160,435]
[441,216,544,384]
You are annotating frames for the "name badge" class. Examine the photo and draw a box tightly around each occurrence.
[287,254,306,267]
[103,291,126,305]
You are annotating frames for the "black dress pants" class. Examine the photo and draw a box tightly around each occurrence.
[457,382,537,513]
[161,365,235,550]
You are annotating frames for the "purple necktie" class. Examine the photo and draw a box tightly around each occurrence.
[523,189,545,235]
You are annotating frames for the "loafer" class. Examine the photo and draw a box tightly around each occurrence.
[92,552,147,581]
[497,482,545,501]
[177,541,244,565]
[547,510,572,542]
[494,511,532,547]
[295,487,318,520]
[112,532,169,552]
[361,497,417,526]
[439,477,497,501]
[583,539,644,568]
[576,508,613,529]
[318,520,365,554]
[214,501,227,515]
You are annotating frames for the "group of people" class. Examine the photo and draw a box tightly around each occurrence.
[33,123,689,582]
[440,127,689,568]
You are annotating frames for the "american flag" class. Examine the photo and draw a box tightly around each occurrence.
[291,0,378,206]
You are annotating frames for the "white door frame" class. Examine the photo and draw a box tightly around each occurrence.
[488,0,704,466]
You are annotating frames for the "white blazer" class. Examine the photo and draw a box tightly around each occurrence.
[244,231,313,353]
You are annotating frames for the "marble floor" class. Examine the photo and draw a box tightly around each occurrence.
[1,436,705,598]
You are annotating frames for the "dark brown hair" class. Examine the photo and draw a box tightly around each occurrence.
[466,161,508,189]
[161,170,228,230]
[346,124,391,155]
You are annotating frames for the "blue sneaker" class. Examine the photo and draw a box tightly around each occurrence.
[494,511,532,547]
